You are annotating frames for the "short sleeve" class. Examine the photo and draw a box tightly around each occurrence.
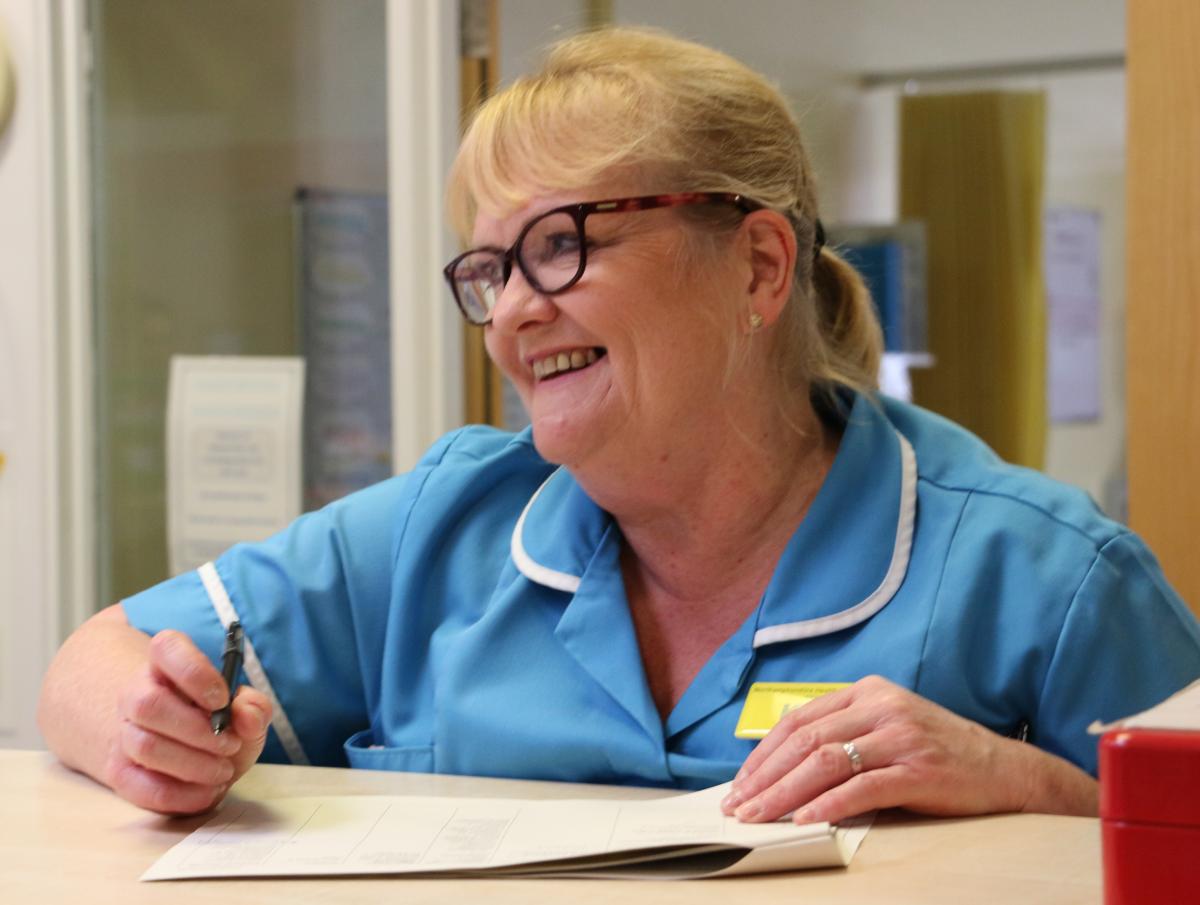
[122,460,433,767]
[1035,531,1200,775]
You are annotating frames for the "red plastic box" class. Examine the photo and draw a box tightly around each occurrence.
[1099,728,1200,904]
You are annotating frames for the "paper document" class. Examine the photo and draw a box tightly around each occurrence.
[143,782,870,881]
[1089,679,1200,734]
[166,356,305,574]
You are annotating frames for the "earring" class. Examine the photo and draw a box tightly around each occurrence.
[748,312,764,331]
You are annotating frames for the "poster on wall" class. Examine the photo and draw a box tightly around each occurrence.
[166,356,305,575]
[295,188,393,510]
[1044,207,1102,423]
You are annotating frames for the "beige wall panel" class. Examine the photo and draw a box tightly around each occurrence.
[1126,0,1200,616]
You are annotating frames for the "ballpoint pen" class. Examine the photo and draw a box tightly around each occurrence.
[211,621,244,735]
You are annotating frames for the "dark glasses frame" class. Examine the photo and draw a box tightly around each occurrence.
[443,192,762,325]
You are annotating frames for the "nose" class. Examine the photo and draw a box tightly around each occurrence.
[488,265,558,334]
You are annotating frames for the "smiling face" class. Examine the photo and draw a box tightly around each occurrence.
[476,186,746,473]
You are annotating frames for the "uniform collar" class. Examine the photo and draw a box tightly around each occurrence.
[752,396,916,646]
[510,465,602,594]
[510,394,917,644]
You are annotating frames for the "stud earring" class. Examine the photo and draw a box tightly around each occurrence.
[748,312,764,331]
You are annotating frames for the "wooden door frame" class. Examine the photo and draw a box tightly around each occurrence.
[1126,0,1200,615]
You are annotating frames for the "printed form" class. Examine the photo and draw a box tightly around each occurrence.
[143,782,870,881]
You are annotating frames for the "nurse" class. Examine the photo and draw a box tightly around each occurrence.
[39,27,1200,821]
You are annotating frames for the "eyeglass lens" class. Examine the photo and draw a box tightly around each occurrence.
[450,209,585,324]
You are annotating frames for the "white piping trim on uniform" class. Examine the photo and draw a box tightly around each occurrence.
[752,432,918,648]
[197,561,311,766]
[510,469,583,593]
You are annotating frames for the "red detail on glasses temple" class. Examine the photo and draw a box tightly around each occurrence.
[591,193,756,213]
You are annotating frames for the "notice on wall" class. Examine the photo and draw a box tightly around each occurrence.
[295,188,392,511]
[1044,208,1102,422]
[167,356,304,576]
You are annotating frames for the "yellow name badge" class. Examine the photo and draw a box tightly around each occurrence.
[734,682,851,739]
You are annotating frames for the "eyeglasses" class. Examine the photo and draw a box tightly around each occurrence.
[443,192,760,325]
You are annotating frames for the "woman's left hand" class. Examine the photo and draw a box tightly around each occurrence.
[720,675,1097,824]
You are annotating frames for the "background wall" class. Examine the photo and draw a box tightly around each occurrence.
[497,0,1126,512]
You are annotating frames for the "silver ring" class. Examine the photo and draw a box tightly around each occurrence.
[842,741,864,775]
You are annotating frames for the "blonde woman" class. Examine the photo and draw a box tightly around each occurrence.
[40,28,1200,822]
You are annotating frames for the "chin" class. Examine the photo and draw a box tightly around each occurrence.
[529,423,572,466]
[529,418,593,467]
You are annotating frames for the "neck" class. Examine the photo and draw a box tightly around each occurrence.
[573,390,839,606]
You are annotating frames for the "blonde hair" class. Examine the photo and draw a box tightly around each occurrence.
[447,27,882,414]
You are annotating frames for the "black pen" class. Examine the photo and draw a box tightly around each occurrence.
[210,621,244,735]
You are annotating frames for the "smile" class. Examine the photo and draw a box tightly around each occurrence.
[532,348,606,380]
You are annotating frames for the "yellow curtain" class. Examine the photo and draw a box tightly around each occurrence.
[459,0,504,426]
[901,92,1047,468]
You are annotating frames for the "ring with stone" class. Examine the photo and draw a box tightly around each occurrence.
[842,741,864,775]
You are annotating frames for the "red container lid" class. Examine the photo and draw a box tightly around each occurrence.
[1100,729,1200,828]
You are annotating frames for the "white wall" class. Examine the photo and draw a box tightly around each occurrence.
[1039,72,1127,516]
[0,0,64,749]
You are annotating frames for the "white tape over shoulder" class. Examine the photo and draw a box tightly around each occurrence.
[197,561,311,766]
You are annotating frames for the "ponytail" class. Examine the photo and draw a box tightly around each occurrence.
[777,245,883,418]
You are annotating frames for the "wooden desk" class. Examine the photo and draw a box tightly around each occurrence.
[0,750,1101,904]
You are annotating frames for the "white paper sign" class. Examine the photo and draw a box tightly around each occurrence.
[1044,208,1102,422]
[167,356,304,575]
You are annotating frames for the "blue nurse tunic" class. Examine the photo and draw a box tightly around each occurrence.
[123,394,1200,787]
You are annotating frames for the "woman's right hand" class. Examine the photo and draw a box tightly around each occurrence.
[106,629,272,815]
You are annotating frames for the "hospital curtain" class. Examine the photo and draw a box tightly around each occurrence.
[900,92,1047,468]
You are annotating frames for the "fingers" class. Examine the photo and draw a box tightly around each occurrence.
[790,765,913,826]
[728,733,878,823]
[734,683,859,781]
[118,665,241,756]
[108,629,272,815]
[722,708,866,816]
[722,677,931,824]
[111,686,271,815]
[148,630,229,710]
[722,676,1040,826]
[228,687,272,775]
[106,751,230,816]
[119,721,236,786]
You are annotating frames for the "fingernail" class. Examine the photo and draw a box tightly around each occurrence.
[794,807,817,824]
[218,734,242,755]
[721,790,744,812]
[734,765,750,781]
[205,685,226,708]
[735,801,763,821]
[216,760,235,783]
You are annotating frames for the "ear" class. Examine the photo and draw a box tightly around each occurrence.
[740,209,797,330]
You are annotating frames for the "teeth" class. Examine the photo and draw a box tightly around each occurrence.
[533,348,600,379]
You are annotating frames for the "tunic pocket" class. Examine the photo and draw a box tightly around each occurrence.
[343,728,435,773]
